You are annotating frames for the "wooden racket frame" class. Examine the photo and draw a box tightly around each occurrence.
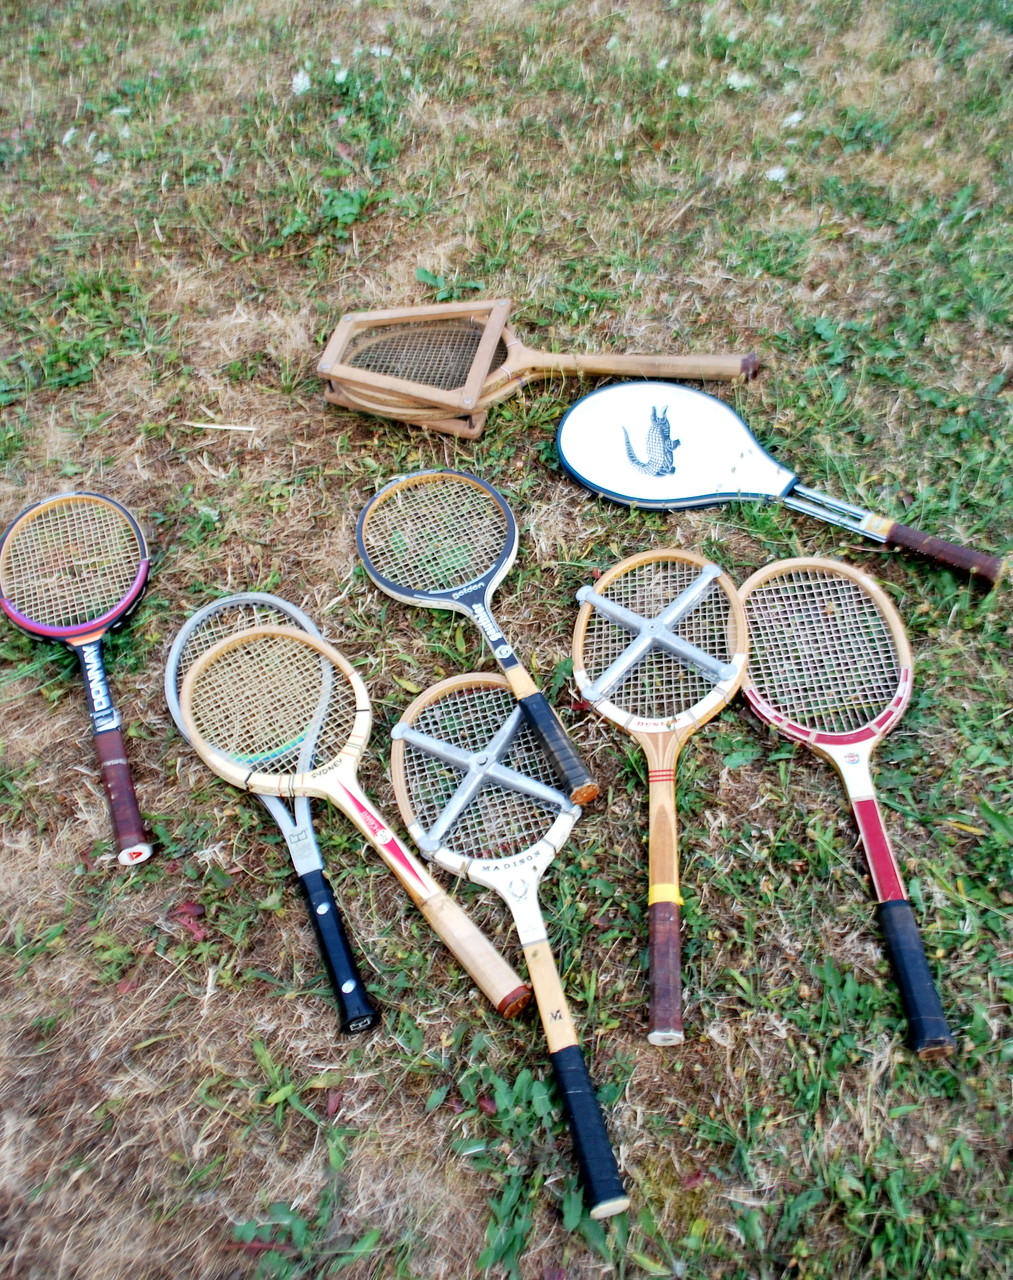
[179,625,531,1019]
[572,548,748,1045]
[318,298,761,439]
[738,557,956,1059]
[391,671,629,1220]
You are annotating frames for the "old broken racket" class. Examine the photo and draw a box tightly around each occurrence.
[557,382,1006,586]
[319,298,759,437]
[356,469,599,805]
[391,672,629,1220]
[739,557,956,1058]
[165,594,379,1034]
[0,492,152,866]
[572,549,748,1045]
[179,624,530,1019]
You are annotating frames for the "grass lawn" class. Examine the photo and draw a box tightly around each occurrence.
[0,2,1010,1277]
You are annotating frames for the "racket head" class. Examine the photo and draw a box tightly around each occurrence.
[178,625,372,798]
[391,672,579,885]
[0,492,149,641]
[556,382,795,511]
[572,548,749,738]
[317,299,513,412]
[738,557,912,749]
[164,593,322,741]
[356,470,518,613]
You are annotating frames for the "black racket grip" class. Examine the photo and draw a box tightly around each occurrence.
[877,900,956,1060]
[517,691,599,805]
[299,868,380,1034]
[550,1044,629,1219]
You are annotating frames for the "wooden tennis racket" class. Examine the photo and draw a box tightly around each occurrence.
[178,625,531,1019]
[0,492,152,866]
[391,672,629,1220]
[165,594,379,1034]
[319,299,759,438]
[739,557,956,1059]
[356,469,599,805]
[572,549,748,1045]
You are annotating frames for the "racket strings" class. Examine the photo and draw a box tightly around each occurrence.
[403,686,563,859]
[360,479,508,592]
[1,500,140,628]
[187,633,358,772]
[583,561,735,719]
[345,322,508,389]
[174,603,292,696]
[743,570,901,733]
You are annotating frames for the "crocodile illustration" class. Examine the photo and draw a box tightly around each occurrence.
[622,404,681,476]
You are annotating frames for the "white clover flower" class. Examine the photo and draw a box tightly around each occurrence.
[370,45,392,57]
[656,56,670,70]
[334,67,349,84]
[765,165,788,182]
[93,150,111,164]
[61,127,77,146]
[291,69,312,96]
[725,71,754,90]
[782,110,805,127]
[606,36,620,49]
[676,83,691,98]
[118,125,131,139]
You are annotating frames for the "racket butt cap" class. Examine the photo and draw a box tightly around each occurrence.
[590,1194,631,1220]
[646,1029,685,1047]
[118,843,153,866]
[570,780,600,806]
[497,983,534,1020]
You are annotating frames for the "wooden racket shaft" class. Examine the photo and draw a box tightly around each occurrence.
[392,673,628,1218]
[179,626,530,1019]
[739,558,956,1058]
[0,492,153,866]
[356,469,598,805]
[573,550,748,1045]
[164,594,379,1034]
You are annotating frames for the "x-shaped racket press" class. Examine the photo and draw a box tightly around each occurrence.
[392,704,579,946]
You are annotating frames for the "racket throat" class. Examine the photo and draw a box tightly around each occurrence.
[75,640,121,733]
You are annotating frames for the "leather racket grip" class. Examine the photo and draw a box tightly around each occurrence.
[885,523,1007,587]
[647,902,684,1046]
[299,868,380,1034]
[550,1045,630,1220]
[517,691,599,805]
[876,899,956,1060]
[93,727,152,864]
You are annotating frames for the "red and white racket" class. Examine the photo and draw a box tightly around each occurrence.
[178,624,531,1019]
[0,492,152,865]
[739,557,956,1058]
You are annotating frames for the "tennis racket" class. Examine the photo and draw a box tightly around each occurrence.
[738,557,956,1058]
[165,593,379,1034]
[178,624,531,1019]
[556,382,1007,587]
[318,298,759,437]
[572,549,749,1045]
[0,492,152,866]
[356,469,599,806]
[390,672,629,1220]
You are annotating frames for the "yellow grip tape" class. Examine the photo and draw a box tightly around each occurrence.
[648,882,684,906]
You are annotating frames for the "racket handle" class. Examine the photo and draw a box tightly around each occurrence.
[647,901,684,1046]
[419,891,532,1018]
[550,1045,630,1219]
[516,689,599,805]
[883,522,1007,587]
[299,868,380,1034]
[876,899,957,1060]
[93,727,153,866]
